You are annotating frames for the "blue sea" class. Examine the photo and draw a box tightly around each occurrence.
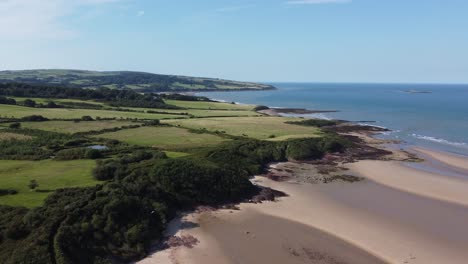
[198,83,468,156]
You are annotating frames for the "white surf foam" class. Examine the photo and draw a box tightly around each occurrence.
[411,134,467,148]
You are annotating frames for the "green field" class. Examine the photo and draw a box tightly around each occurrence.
[143,108,260,117]
[18,120,139,134]
[164,116,322,140]
[12,97,104,106]
[164,151,190,158]
[95,126,228,150]
[0,160,98,208]
[0,104,183,120]
[164,99,254,110]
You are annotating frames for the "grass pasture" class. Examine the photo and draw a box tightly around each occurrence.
[164,116,322,140]
[164,99,254,110]
[0,104,183,120]
[19,120,139,134]
[95,126,228,150]
[0,159,98,208]
[12,97,105,106]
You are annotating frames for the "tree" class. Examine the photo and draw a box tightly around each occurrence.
[23,99,36,108]
[28,180,38,190]
[46,101,59,108]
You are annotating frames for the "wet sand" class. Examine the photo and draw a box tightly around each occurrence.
[139,148,468,264]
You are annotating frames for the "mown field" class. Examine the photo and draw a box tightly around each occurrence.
[163,116,322,140]
[95,126,228,150]
[0,159,98,208]
[16,120,139,134]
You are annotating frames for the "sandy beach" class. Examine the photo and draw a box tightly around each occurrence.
[139,145,468,264]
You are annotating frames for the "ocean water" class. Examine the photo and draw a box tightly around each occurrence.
[198,83,468,156]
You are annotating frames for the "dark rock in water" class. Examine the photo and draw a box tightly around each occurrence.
[404,90,432,94]
[250,187,288,203]
[327,124,389,133]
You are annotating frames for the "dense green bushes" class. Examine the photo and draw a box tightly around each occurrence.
[160,93,211,102]
[55,148,102,160]
[20,115,49,122]
[0,96,16,105]
[0,189,18,196]
[0,129,86,160]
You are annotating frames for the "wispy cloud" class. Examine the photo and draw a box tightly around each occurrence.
[0,0,125,40]
[137,10,145,17]
[287,0,351,4]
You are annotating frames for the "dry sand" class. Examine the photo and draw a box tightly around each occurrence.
[139,148,468,264]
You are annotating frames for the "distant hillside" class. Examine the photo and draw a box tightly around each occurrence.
[0,69,275,92]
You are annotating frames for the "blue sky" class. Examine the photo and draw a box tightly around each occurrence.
[1,0,468,83]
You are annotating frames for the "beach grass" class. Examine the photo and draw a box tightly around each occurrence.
[0,159,98,208]
[164,116,322,140]
[95,126,228,150]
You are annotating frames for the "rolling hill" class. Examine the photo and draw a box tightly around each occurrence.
[0,69,275,92]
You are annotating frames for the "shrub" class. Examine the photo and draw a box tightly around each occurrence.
[23,99,36,108]
[81,115,94,121]
[253,105,269,111]
[20,115,49,122]
[9,122,21,129]
[56,148,102,160]
[93,161,119,180]
[85,149,103,159]
[28,180,38,190]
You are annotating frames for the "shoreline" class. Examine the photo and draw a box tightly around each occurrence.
[139,143,468,264]
[138,104,468,264]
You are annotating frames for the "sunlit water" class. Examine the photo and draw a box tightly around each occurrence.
[198,83,468,156]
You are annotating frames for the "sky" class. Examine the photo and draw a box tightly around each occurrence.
[1,0,468,83]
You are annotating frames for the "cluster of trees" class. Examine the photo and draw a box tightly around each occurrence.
[285,119,339,127]
[0,96,16,105]
[55,148,102,160]
[0,83,180,109]
[0,129,73,160]
[0,128,122,160]
[159,93,211,102]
